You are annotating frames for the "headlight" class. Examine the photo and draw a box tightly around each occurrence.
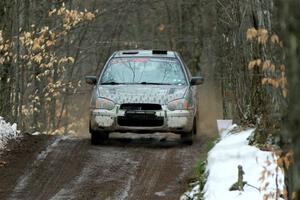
[95,98,115,110]
[167,98,193,111]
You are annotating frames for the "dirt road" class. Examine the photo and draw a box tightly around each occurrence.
[0,132,209,200]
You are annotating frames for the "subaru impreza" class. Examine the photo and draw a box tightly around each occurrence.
[86,50,203,145]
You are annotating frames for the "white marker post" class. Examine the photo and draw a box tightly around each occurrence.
[216,119,233,135]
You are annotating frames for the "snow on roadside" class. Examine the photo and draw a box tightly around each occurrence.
[0,116,20,150]
[181,125,285,200]
[181,184,201,200]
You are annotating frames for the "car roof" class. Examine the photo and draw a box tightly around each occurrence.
[113,50,177,58]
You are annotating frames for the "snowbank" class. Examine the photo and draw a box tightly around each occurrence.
[181,125,285,200]
[204,126,285,200]
[181,184,201,200]
[0,116,20,150]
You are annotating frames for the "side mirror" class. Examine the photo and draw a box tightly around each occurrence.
[190,76,204,85]
[85,76,97,85]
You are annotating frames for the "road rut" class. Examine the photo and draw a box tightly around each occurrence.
[0,133,208,200]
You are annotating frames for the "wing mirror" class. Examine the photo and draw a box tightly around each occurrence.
[85,76,97,85]
[190,76,204,85]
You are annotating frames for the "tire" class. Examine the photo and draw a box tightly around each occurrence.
[193,117,198,135]
[89,122,109,145]
[181,118,196,145]
[91,131,109,145]
[181,131,193,145]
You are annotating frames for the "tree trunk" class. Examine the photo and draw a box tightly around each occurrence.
[278,0,300,198]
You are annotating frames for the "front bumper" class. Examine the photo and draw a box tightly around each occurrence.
[90,105,194,133]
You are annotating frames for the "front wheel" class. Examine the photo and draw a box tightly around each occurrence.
[181,119,196,145]
[89,122,109,145]
[91,131,109,145]
[181,131,193,145]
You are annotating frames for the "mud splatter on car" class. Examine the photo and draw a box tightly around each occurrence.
[86,50,204,145]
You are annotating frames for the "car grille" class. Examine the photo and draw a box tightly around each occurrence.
[120,103,162,111]
[118,104,163,127]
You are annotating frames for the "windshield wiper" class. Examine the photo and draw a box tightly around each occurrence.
[139,82,172,85]
[101,82,139,85]
[101,81,174,85]
[101,81,121,85]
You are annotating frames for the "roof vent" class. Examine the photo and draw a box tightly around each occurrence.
[122,51,139,55]
[152,50,167,55]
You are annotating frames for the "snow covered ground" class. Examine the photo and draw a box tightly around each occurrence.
[0,116,20,150]
[181,125,285,200]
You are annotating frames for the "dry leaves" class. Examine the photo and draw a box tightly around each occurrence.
[246,27,283,47]
[247,27,288,98]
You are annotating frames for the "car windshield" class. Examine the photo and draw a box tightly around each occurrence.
[100,57,187,85]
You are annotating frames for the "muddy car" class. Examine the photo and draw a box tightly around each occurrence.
[86,50,203,145]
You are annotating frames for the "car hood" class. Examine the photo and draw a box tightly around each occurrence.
[96,85,188,105]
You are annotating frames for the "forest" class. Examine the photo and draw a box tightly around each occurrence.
[0,0,299,199]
